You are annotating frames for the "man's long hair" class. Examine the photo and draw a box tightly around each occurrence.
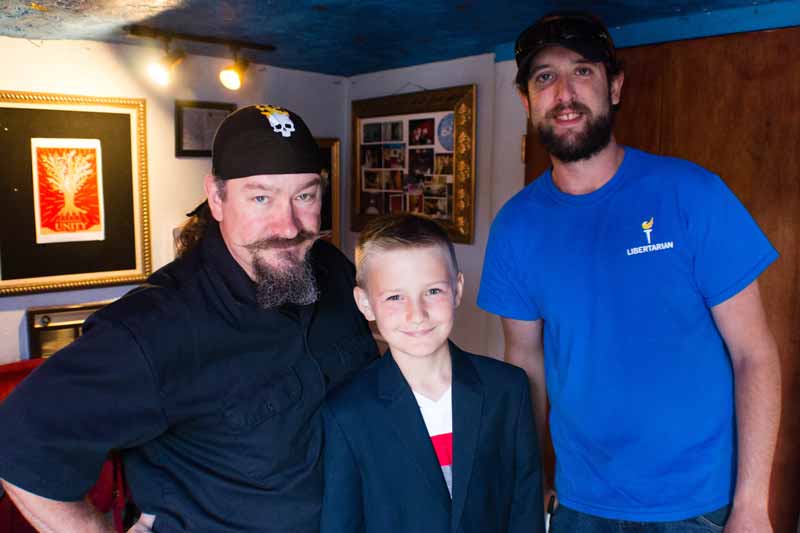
[175,202,212,258]
[175,178,226,258]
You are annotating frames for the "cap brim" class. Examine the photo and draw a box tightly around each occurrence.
[518,39,609,70]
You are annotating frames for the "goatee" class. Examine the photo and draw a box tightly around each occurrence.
[248,231,320,309]
[538,99,615,163]
[253,252,319,309]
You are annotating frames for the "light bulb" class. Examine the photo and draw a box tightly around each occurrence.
[147,48,184,87]
[219,67,242,90]
[148,62,171,86]
[219,57,249,91]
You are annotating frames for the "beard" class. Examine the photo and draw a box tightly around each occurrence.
[537,97,615,163]
[247,230,320,309]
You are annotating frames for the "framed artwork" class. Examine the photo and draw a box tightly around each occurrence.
[174,100,236,157]
[351,84,476,243]
[0,90,150,296]
[316,138,341,247]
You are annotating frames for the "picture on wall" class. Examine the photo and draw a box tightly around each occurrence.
[175,100,236,157]
[409,118,435,145]
[31,138,106,244]
[351,84,476,243]
[361,145,382,168]
[408,147,434,176]
[0,90,150,296]
[316,137,341,247]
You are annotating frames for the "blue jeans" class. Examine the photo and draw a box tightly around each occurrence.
[549,505,730,532]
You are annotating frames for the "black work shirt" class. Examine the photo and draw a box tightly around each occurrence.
[0,223,378,533]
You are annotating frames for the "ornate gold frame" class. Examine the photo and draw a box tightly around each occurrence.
[351,84,476,244]
[316,137,341,247]
[0,90,150,296]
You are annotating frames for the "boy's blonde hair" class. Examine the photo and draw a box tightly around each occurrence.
[355,214,460,287]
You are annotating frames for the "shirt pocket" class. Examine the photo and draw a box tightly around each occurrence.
[222,365,303,432]
[218,358,324,484]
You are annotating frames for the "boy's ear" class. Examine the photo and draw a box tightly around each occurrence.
[204,174,224,222]
[453,272,464,308]
[353,286,375,321]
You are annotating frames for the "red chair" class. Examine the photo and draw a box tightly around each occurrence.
[0,359,44,402]
[0,359,129,532]
[0,359,45,533]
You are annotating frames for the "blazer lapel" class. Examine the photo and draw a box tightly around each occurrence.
[377,351,452,511]
[450,343,484,532]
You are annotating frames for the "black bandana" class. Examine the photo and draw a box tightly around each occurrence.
[212,105,321,180]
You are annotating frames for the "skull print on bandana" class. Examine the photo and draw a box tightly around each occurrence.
[255,105,296,138]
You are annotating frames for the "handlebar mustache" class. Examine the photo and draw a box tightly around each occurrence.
[245,230,318,251]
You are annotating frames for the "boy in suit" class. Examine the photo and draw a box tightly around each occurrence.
[321,214,545,533]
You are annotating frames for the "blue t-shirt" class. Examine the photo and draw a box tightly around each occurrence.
[477,147,778,521]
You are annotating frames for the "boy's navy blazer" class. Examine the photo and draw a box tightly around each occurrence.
[321,342,545,533]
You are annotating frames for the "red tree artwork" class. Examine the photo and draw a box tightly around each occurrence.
[35,146,102,237]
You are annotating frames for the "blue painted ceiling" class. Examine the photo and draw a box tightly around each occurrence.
[0,0,794,76]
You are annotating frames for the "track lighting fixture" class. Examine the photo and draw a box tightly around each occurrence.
[147,39,185,87]
[219,48,250,91]
[125,25,274,90]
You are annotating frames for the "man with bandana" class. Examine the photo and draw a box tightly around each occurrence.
[478,12,781,533]
[0,105,378,533]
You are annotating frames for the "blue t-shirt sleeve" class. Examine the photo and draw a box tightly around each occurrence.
[686,172,778,307]
[478,206,542,321]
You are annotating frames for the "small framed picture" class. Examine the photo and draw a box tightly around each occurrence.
[175,100,237,157]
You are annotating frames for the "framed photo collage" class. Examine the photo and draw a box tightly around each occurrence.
[351,84,475,244]
[359,111,455,221]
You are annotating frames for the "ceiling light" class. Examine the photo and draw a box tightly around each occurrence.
[124,25,274,89]
[148,40,185,87]
[219,50,249,91]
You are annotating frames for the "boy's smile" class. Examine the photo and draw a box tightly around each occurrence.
[354,246,463,362]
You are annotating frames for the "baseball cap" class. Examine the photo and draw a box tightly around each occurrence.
[515,11,616,69]
[212,104,321,180]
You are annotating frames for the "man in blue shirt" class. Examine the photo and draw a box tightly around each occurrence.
[478,11,781,533]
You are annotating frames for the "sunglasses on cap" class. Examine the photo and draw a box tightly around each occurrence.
[514,12,616,67]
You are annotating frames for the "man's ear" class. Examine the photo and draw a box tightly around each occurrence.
[204,174,224,222]
[610,71,624,106]
[353,286,375,321]
[517,88,531,119]
[453,272,464,308]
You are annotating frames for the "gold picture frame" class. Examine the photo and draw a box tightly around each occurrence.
[351,84,476,244]
[316,137,341,247]
[0,90,150,296]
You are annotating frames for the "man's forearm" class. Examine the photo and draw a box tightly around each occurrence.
[1,479,113,533]
[506,347,548,455]
[501,317,552,506]
[730,347,781,510]
[710,281,780,531]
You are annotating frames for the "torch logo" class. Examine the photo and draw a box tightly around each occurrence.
[641,217,654,244]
